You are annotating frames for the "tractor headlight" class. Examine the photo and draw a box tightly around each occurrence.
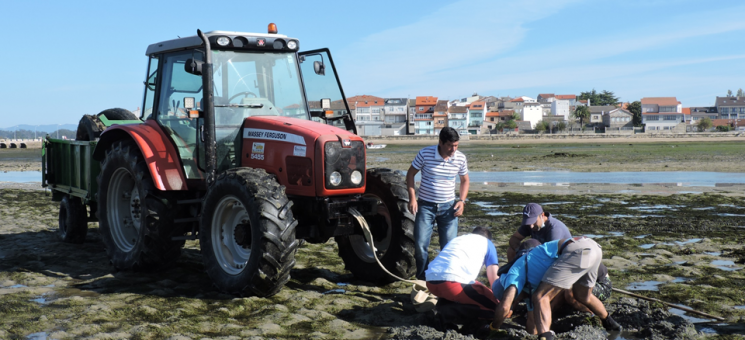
[329,171,342,186]
[350,170,362,185]
[216,36,231,46]
[287,40,298,50]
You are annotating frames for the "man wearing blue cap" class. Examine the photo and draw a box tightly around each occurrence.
[506,203,571,262]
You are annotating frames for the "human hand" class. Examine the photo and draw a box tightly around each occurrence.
[453,201,464,217]
[408,200,418,215]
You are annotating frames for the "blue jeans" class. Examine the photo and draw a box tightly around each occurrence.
[414,199,459,279]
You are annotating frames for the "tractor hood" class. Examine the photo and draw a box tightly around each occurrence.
[241,116,363,145]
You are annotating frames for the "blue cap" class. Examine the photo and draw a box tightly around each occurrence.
[522,203,543,226]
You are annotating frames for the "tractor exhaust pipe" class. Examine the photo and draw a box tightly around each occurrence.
[197,29,217,186]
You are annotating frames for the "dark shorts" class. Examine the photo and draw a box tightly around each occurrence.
[593,275,612,301]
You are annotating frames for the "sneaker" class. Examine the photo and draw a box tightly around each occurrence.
[602,315,622,331]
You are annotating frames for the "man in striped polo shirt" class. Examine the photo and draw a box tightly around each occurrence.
[406,127,470,280]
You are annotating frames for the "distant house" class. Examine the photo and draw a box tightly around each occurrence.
[407,98,417,134]
[689,106,718,123]
[448,105,468,136]
[433,100,449,135]
[382,98,408,136]
[468,100,486,135]
[598,107,634,130]
[555,94,577,105]
[551,99,571,121]
[348,95,385,136]
[414,96,438,135]
[715,96,745,120]
[537,93,555,103]
[522,102,543,129]
[641,97,685,132]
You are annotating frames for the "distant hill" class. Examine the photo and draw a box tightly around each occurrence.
[0,124,78,133]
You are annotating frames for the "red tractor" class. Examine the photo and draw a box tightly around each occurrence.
[44,25,415,297]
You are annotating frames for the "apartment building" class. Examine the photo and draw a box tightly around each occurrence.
[414,96,438,135]
[641,97,685,131]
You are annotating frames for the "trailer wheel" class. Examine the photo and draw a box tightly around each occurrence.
[336,168,417,284]
[200,168,299,297]
[76,108,138,141]
[97,141,184,271]
[58,195,88,244]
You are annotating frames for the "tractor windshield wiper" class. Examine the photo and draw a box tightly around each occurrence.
[215,103,264,108]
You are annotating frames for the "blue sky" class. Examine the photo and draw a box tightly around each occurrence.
[2,0,744,128]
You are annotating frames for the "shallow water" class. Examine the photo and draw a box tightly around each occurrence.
[669,305,713,323]
[465,171,745,186]
[0,171,41,182]
[626,280,664,291]
[711,260,741,271]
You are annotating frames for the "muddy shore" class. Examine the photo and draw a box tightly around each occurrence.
[1,140,745,339]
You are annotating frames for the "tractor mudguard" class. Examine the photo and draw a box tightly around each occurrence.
[92,119,188,191]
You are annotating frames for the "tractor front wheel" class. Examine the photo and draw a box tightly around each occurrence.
[336,168,417,284]
[200,168,299,297]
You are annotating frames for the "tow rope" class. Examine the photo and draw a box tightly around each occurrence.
[348,207,437,312]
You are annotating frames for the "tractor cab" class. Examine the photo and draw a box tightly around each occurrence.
[141,25,355,181]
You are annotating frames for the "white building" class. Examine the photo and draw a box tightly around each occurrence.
[522,102,543,128]
[641,97,684,131]
[551,99,571,120]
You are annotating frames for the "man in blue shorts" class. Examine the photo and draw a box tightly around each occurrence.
[407,127,469,279]
[506,203,571,262]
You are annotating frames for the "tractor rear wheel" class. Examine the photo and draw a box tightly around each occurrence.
[97,141,183,271]
[336,168,417,284]
[200,168,299,297]
[58,195,88,244]
[76,108,138,141]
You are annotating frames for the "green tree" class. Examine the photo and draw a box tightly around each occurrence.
[716,125,731,132]
[572,105,590,126]
[727,89,733,97]
[511,112,522,121]
[504,120,517,130]
[556,121,567,132]
[627,101,642,127]
[534,120,548,133]
[494,122,504,133]
[697,117,712,131]
[578,89,619,106]
[737,88,744,97]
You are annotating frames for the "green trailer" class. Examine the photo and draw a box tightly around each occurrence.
[42,136,99,243]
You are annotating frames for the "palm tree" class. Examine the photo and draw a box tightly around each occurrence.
[572,106,590,127]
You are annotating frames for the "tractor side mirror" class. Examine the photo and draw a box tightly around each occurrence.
[313,60,325,75]
[185,58,204,75]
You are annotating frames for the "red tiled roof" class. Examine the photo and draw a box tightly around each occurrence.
[470,100,485,108]
[538,93,555,98]
[511,98,524,102]
[347,95,383,103]
[556,94,576,100]
[416,96,438,106]
[578,100,588,103]
[485,112,500,117]
[641,97,678,106]
[682,108,691,115]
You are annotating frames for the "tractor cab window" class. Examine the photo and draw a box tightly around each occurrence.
[142,56,159,120]
[298,49,355,134]
[207,50,308,173]
[156,51,204,179]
